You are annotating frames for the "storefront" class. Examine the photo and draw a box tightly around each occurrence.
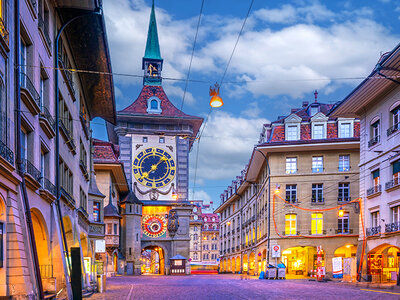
[368,245,400,282]
[282,246,318,276]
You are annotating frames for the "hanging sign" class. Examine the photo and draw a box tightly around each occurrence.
[95,239,106,253]
[271,245,281,258]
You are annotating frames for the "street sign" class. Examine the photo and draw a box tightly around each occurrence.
[271,245,281,258]
[95,239,106,253]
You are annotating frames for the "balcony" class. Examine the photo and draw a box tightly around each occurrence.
[338,197,351,203]
[80,159,89,181]
[58,55,77,101]
[385,178,400,191]
[39,106,55,138]
[285,198,298,205]
[367,185,381,198]
[0,139,14,166]
[366,226,381,237]
[38,13,51,49]
[368,135,380,148]
[311,198,324,204]
[309,230,326,235]
[60,187,75,208]
[385,222,400,233]
[387,123,400,136]
[22,159,41,182]
[39,177,56,198]
[59,119,76,154]
[20,73,40,115]
[105,234,119,248]
[282,231,300,236]
[0,18,9,50]
[335,229,353,234]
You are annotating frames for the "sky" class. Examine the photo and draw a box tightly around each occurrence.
[92,0,400,210]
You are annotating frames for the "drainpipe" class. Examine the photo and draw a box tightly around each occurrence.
[255,149,271,269]
[14,0,45,298]
[54,7,102,278]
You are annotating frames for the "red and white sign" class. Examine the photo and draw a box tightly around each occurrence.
[271,245,281,258]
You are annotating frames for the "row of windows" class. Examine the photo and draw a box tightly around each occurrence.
[370,205,400,228]
[286,121,353,141]
[284,213,350,235]
[142,136,165,143]
[286,155,350,174]
[285,183,350,203]
[369,160,400,192]
[369,103,400,147]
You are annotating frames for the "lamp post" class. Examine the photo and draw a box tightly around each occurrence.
[54,7,102,294]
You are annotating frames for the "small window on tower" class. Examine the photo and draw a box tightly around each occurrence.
[151,99,158,109]
[147,97,162,114]
[159,137,165,143]
[143,137,148,143]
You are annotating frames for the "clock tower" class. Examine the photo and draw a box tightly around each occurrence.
[107,1,203,275]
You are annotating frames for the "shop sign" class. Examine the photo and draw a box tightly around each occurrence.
[332,257,343,278]
[95,239,106,253]
[271,245,281,258]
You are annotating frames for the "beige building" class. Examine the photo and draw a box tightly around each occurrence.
[216,97,360,278]
[331,46,400,283]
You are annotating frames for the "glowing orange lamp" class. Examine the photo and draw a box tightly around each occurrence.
[209,83,224,108]
[338,208,344,217]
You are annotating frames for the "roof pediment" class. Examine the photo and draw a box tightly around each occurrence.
[284,113,302,123]
[311,112,329,122]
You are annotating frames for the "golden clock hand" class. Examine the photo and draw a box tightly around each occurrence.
[150,156,167,173]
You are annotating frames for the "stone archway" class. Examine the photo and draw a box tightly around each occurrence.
[232,257,236,273]
[141,245,166,275]
[31,208,51,279]
[236,256,241,273]
[242,253,248,273]
[249,252,256,275]
[367,244,400,282]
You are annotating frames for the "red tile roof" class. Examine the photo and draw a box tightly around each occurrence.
[93,139,120,164]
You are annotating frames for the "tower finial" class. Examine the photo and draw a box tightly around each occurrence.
[314,90,318,103]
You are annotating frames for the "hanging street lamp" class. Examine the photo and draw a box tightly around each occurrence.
[209,83,224,108]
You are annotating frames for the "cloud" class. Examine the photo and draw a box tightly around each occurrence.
[190,189,211,202]
[189,112,268,182]
[241,101,261,118]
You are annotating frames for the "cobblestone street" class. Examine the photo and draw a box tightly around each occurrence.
[89,275,400,300]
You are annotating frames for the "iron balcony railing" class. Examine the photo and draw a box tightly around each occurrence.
[22,159,41,182]
[387,123,400,136]
[311,197,324,204]
[0,18,9,47]
[38,13,51,47]
[335,228,353,234]
[338,197,351,202]
[282,231,300,236]
[285,198,298,204]
[20,73,40,107]
[58,55,76,99]
[80,159,88,177]
[61,187,75,206]
[39,177,56,196]
[385,222,400,233]
[385,178,400,190]
[40,105,55,128]
[367,185,382,196]
[368,135,380,147]
[309,230,326,235]
[0,139,14,165]
[59,119,76,151]
[366,225,381,237]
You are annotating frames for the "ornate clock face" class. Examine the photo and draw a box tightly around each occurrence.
[133,147,176,188]
[142,215,167,238]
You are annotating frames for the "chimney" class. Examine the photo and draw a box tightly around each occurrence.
[302,101,309,108]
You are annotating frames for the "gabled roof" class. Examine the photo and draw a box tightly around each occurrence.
[272,102,335,124]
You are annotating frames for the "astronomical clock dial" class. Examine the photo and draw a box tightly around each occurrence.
[133,147,176,188]
[142,215,167,238]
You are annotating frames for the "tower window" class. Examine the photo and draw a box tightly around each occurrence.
[151,99,158,109]
[146,97,162,114]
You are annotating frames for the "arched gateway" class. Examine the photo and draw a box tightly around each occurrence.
[141,245,165,275]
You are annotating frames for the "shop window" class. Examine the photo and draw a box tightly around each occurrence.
[311,184,324,203]
[93,202,100,222]
[285,214,297,235]
[312,156,323,173]
[338,183,350,202]
[338,155,350,172]
[338,213,349,233]
[286,157,297,174]
[285,184,297,203]
[311,213,323,235]
[0,222,3,268]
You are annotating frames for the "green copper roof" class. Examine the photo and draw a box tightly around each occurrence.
[144,1,162,60]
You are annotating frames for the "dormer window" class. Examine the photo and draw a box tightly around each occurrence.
[284,113,301,141]
[287,125,298,141]
[146,96,162,114]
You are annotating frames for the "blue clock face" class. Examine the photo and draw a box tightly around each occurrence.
[133,147,176,188]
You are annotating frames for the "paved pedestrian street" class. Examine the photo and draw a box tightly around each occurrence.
[89,275,400,300]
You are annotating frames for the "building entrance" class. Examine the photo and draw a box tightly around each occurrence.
[141,246,165,275]
[368,244,400,282]
[282,246,318,277]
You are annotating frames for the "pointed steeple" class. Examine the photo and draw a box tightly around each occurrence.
[144,0,162,60]
[142,0,163,86]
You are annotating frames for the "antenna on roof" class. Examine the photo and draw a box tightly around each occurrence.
[314,90,318,103]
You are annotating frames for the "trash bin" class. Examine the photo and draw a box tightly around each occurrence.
[259,271,265,279]
[277,263,286,279]
[267,265,277,279]
[97,275,106,293]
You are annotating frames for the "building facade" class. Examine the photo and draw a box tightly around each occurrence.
[0,0,116,298]
[107,3,203,276]
[216,96,360,278]
[331,46,400,283]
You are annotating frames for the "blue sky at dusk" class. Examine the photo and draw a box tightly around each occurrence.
[92,0,400,209]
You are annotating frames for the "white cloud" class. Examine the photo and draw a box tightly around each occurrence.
[189,189,211,202]
[241,101,261,118]
[189,111,268,182]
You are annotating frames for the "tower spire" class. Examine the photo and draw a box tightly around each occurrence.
[142,0,163,86]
